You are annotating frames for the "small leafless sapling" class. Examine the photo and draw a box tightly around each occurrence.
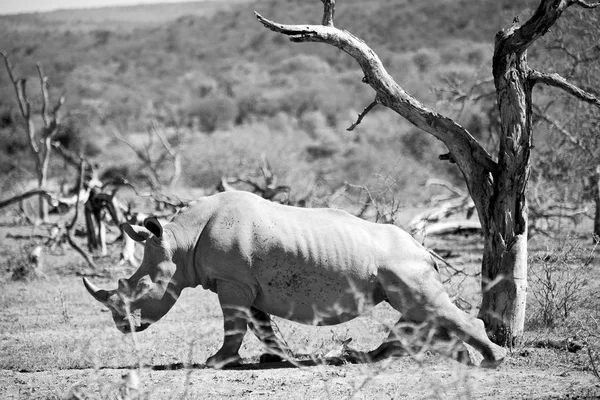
[1,51,66,222]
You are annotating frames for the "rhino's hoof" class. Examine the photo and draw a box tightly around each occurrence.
[480,356,505,369]
[259,353,283,363]
[206,355,241,369]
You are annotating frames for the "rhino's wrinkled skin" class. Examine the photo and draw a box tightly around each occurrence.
[84,191,506,368]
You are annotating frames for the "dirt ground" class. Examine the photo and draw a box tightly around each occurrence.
[1,220,600,399]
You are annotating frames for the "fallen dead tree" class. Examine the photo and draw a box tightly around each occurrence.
[420,220,482,237]
[409,179,480,236]
[0,188,89,214]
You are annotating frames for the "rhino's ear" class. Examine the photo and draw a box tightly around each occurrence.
[121,223,152,242]
[144,217,163,238]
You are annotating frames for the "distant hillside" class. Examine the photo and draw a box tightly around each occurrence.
[0,0,572,201]
[0,0,253,31]
[0,0,540,123]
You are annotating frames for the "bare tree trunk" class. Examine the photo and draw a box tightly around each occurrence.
[37,166,49,222]
[477,43,533,346]
[480,219,528,346]
[85,205,98,252]
[38,137,55,221]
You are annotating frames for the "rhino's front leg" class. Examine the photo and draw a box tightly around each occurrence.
[206,281,255,369]
[248,307,292,363]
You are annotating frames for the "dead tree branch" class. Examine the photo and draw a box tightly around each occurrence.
[219,155,291,202]
[0,189,52,209]
[113,122,182,191]
[533,105,595,158]
[569,0,600,8]
[435,77,495,121]
[0,188,87,213]
[321,0,335,27]
[66,161,97,269]
[426,179,466,199]
[529,70,600,107]
[347,99,379,131]
[254,11,498,178]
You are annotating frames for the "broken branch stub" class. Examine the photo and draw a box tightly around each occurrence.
[321,0,335,27]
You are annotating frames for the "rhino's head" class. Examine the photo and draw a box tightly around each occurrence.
[83,217,183,334]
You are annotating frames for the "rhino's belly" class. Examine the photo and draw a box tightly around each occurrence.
[253,272,385,325]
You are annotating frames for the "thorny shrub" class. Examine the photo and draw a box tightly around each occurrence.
[527,239,596,328]
[3,242,44,282]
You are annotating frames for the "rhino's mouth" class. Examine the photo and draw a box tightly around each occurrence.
[117,322,151,334]
[114,308,150,334]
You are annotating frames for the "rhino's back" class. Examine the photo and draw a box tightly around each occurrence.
[204,191,386,268]
[197,191,412,323]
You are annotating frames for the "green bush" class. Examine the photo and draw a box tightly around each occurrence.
[187,95,237,133]
[298,111,337,144]
[53,116,102,158]
[412,48,440,74]
[527,242,592,328]
[270,54,332,75]
[400,128,432,161]
[0,128,28,156]
[0,106,15,129]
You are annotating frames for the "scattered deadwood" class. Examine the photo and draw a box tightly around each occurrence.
[219,154,291,202]
[531,338,584,353]
[342,182,400,224]
[113,121,183,191]
[0,161,105,270]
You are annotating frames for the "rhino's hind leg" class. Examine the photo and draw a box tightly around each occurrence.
[379,267,506,367]
[206,281,255,369]
[439,311,507,368]
[248,307,291,363]
[367,318,471,364]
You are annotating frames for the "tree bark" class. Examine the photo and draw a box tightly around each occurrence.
[476,32,533,346]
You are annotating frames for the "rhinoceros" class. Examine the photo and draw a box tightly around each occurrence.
[83,191,506,368]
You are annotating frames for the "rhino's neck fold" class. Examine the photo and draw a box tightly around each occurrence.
[165,225,203,290]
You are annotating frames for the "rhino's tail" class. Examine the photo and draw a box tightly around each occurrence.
[426,249,444,273]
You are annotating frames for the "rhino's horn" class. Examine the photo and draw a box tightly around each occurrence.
[83,277,111,303]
